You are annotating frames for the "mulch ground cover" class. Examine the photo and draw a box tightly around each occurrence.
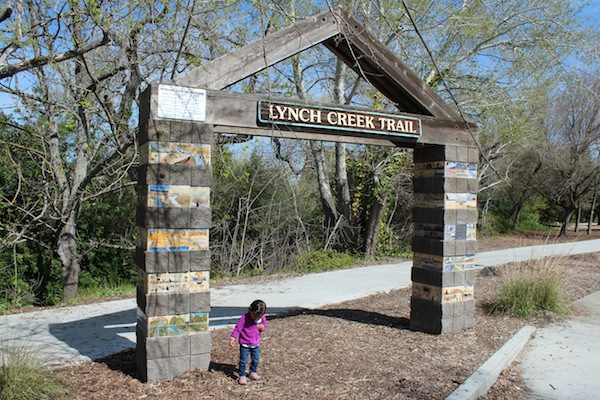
[55,252,600,399]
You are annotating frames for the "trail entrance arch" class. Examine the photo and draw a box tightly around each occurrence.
[135,8,479,381]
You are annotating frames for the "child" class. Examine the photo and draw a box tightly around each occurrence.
[229,299,268,385]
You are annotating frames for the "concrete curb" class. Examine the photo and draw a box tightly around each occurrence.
[445,325,536,400]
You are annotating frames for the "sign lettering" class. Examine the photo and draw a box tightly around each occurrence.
[258,101,421,138]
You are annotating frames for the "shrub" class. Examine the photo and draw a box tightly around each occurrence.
[0,344,64,400]
[292,249,358,273]
[487,258,570,318]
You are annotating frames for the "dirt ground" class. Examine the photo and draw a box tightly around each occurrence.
[55,249,600,400]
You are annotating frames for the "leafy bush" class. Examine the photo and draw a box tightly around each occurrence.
[71,283,136,304]
[292,249,358,273]
[0,344,64,400]
[375,225,412,258]
[487,259,570,317]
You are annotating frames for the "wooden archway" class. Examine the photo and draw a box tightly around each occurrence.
[135,7,479,381]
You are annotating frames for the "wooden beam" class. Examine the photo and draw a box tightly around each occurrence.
[196,90,476,147]
[326,9,462,120]
[174,9,341,90]
[213,125,399,147]
[173,7,462,123]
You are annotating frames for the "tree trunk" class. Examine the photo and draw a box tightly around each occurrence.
[589,192,597,235]
[575,206,581,232]
[58,214,80,301]
[310,141,339,230]
[510,202,524,230]
[335,143,351,223]
[364,193,387,257]
[559,208,575,237]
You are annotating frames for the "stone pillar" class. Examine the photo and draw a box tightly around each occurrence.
[135,86,212,381]
[410,144,478,334]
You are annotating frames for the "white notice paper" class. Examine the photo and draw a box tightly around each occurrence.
[157,84,206,121]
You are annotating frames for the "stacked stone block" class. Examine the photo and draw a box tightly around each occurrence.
[135,86,213,381]
[410,144,479,334]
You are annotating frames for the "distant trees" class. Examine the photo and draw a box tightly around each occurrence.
[535,78,600,236]
[0,1,230,301]
[0,0,598,307]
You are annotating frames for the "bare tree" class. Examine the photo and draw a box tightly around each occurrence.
[536,78,600,236]
[0,1,228,300]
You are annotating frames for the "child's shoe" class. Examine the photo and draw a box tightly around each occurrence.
[249,372,260,380]
[238,376,247,385]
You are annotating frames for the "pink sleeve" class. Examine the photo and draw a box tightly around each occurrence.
[261,315,268,332]
[230,314,245,338]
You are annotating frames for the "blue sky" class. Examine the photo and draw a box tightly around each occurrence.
[1,1,599,116]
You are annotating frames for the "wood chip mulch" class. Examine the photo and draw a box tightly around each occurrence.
[54,252,600,400]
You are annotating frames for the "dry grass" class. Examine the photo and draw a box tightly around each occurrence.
[486,257,570,317]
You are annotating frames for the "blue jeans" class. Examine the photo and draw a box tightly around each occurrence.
[239,345,260,377]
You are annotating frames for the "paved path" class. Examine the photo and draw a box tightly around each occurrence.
[1,239,599,368]
[520,291,600,400]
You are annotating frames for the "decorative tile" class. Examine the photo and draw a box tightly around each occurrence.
[145,271,209,293]
[442,285,475,304]
[466,223,476,240]
[445,193,477,209]
[445,161,477,179]
[442,254,476,272]
[140,142,211,166]
[147,312,209,337]
[147,185,209,208]
[144,229,209,252]
[190,187,210,208]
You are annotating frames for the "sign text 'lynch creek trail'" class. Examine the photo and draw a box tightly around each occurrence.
[258,101,422,139]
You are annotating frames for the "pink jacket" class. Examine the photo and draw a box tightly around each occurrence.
[230,312,268,346]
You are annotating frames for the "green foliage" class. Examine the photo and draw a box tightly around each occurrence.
[375,225,412,259]
[72,283,136,304]
[483,195,551,235]
[0,344,64,400]
[211,144,321,276]
[292,249,358,274]
[487,260,570,317]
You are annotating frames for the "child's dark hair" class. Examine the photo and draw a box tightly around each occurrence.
[249,299,266,316]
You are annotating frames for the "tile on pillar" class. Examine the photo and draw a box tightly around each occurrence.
[190,353,211,371]
[190,208,211,228]
[190,332,212,355]
[167,164,192,186]
[145,293,170,317]
[189,291,211,310]
[169,292,190,315]
[145,120,170,144]
[190,251,211,271]
[191,167,212,187]
[168,251,191,273]
[138,164,170,186]
[146,337,170,360]
[170,121,196,143]
[193,123,215,144]
[141,251,169,273]
[444,145,458,162]
[147,358,171,381]
[467,147,479,163]
[169,335,191,358]
[455,147,470,163]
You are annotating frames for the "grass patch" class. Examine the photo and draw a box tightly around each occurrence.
[487,258,570,318]
[0,344,64,400]
[291,249,359,274]
[69,283,136,304]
